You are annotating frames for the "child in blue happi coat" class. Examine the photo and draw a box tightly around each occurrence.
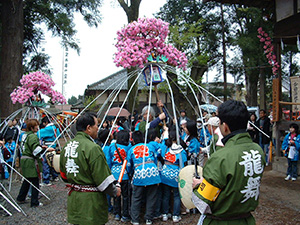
[37,117,60,185]
[127,130,161,225]
[183,121,201,159]
[5,136,16,174]
[109,130,132,222]
[160,127,187,223]
[282,123,300,181]
[146,128,164,219]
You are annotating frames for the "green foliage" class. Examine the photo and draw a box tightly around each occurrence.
[23,52,52,75]
[21,0,103,72]
[208,82,235,101]
[68,96,78,105]
[157,0,233,82]
[281,45,300,77]
[84,95,98,111]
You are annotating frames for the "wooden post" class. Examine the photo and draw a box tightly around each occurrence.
[272,78,280,122]
[154,85,166,127]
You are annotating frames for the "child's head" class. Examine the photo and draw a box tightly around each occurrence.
[289,123,299,134]
[132,131,144,145]
[7,120,13,128]
[147,128,158,143]
[102,120,109,128]
[166,129,178,147]
[250,113,257,122]
[166,128,187,149]
[12,118,18,126]
[116,130,130,146]
[98,129,111,144]
[185,120,198,138]
[5,136,13,143]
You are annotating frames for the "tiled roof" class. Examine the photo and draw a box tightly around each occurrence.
[86,69,147,91]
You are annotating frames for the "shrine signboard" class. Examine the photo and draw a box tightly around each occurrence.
[272,78,280,121]
[290,76,300,112]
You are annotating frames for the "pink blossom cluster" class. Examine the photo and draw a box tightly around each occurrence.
[50,90,66,104]
[257,27,280,76]
[10,71,66,105]
[114,17,188,70]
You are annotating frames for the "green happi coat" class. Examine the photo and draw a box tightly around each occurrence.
[60,132,115,225]
[192,132,265,225]
[21,131,43,178]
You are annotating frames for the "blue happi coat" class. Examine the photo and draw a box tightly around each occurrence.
[199,127,212,147]
[127,143,161,186]
[187,137,201,154]
[101,144,111,165]
[37,123,60,148]
[147,141,161,155]
[109,143,131,181]
[282,133,300,161]
[5,141,16,163]
[160,144,187,188]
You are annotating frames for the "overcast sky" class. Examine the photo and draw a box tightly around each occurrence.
[44,1,167,100]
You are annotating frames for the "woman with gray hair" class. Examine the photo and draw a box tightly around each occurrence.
[139,101,167,136]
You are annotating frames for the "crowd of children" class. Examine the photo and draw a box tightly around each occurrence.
[96,105,219,225]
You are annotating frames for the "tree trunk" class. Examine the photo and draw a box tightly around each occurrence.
[187,61,207,119]
[127,67,139,113]
[245,70,258,106]
[259,67,266,110]
[221,3,227,101]
[0,0,24,119]
[166,70,182,112]
[118,0,141,113]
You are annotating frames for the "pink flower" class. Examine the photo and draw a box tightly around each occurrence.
[114,17,187,70]
[10,71,66,105]
[257,28,280,77]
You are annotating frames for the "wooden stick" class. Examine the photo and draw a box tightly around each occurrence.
[118,159,128,184]
[154,85,166,126]
[0,159,50,200]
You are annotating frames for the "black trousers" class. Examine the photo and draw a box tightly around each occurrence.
[113,179,131,218]
[17,177,39,207]
[130,184,158,222]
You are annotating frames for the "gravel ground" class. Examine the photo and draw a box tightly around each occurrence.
[1,166,300,225]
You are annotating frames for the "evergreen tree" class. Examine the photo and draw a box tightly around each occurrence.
[0,0,103,117]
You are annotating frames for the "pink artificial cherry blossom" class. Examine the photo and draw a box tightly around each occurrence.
[114,17,187,70]
[257,27,280,76]
[10,71,66,105]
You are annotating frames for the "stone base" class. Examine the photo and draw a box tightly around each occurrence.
[272,156,300,175]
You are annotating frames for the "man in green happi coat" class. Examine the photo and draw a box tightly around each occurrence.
[60,112,121,225]
[192,100,266,225]
[17,119,55,207]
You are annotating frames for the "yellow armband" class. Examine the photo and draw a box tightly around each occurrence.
[197,178,221,202]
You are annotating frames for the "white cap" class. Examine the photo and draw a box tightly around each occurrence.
[180,119,187,125]
[204,117,220,127]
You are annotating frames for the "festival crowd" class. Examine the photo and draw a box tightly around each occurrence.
[1,100,298,225]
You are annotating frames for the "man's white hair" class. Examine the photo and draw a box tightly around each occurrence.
[141,106,156,119]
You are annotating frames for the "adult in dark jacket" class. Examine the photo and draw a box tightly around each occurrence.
[255,109,271,165]
[247,113,258,143]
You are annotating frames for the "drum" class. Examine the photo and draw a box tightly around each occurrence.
[45,151,60,173]
[178,165,203,209]
[52,154,60,173]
